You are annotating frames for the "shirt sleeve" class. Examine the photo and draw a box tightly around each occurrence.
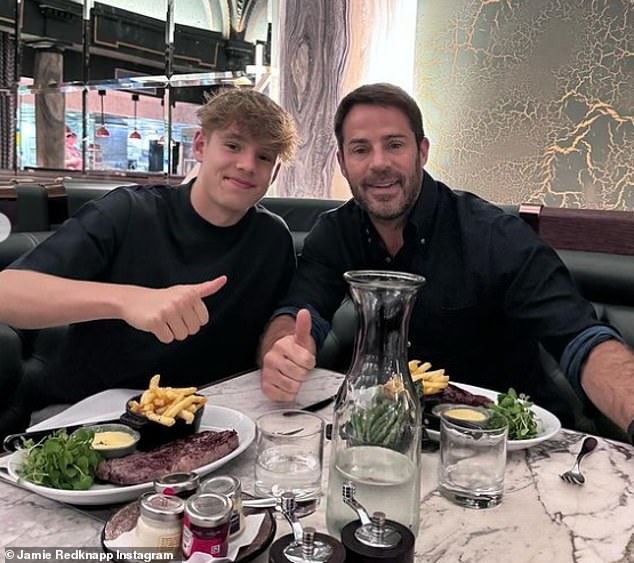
[276,212,351,340]
[8,188,132,281]
[560,325,623,398]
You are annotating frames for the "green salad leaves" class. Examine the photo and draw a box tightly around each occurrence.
[488,388,539,440]
[19,429,102,490]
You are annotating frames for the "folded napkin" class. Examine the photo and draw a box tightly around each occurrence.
[28,388,141,432]
[104,513,265,562]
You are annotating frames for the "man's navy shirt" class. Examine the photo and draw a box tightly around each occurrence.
[279,172,602,421]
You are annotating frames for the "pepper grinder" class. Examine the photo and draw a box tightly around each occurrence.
[339,482,415,563]
[269,492,346,563]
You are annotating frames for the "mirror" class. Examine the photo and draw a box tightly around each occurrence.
[2,0,270,176]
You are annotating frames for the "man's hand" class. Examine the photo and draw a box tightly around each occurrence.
[261,309,316,401]
[121,276,227,343]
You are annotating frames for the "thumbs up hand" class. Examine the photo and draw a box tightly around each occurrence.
[121,275,227,343]
[261,309,317,402]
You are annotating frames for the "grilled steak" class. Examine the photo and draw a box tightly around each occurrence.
[96,429,239,485]
[441,384,493,407]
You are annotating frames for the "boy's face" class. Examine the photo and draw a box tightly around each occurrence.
[191,124,279,225]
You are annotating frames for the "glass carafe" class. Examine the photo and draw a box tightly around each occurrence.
[325,270,425,537]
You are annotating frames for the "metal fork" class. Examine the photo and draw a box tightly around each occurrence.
[559,436,598,485]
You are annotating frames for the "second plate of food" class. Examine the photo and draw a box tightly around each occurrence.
[424,383,561,451]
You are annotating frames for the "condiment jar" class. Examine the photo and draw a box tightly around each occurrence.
[135,492,184,551]
[200,475,244,537]
[154,471,200,499]
[182,492,232,559]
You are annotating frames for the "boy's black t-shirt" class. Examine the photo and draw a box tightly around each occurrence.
[10,182,295,403]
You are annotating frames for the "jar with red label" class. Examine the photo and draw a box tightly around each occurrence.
[154,472,200,499]
[182,493,232,559]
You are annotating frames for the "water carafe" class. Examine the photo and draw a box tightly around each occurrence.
[325,270,425,537]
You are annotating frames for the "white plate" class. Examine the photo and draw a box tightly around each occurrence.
[426,383,561,451]
[7,406,255,505]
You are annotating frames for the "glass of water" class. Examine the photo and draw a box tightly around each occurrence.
[438,407,508,509]
[254,410,324,511]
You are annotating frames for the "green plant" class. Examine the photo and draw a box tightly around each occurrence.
[19,429,102,490]
[488,388,538,440]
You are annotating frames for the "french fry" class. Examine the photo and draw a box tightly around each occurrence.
[146,412,176,427]
[164,395,200,418]
[177,409,195,424]
[139,389,154,407]
[408,360,421,372]
[413,361,432,374]
[133,375,207,427]
[171,386,197,396]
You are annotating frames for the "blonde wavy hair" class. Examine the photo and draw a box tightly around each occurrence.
[197,89,298,163]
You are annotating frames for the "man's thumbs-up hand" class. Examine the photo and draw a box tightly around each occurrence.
[261,309,317,402]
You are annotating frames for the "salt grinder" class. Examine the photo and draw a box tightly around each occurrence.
[269,492,345,563]
[340,482,415,563]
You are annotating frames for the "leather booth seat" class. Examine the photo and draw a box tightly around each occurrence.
[0,194,632,441]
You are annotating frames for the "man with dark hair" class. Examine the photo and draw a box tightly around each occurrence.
[0,89,298,436]
[260,82,634,442]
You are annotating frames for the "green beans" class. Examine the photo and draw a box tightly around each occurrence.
[346,395,408,447]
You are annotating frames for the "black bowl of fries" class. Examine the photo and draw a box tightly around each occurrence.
[120,375,207,451]
[410,359,449,431]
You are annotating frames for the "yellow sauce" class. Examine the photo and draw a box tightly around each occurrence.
[92,431,136,450]
[443,408,488,422]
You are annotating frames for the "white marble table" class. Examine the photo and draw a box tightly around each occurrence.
[1,369,633,563]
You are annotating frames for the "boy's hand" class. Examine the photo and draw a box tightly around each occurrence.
[122,276,227,343]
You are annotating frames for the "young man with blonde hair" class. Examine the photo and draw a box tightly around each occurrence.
[0,88,298,436]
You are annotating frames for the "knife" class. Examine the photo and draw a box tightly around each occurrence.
[299,395,336,413]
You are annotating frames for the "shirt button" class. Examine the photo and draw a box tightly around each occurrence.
[420,238,426,245]
[385,257,392,263]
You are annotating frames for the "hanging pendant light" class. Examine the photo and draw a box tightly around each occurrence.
[129,93,142,140]
[95,89,110,138]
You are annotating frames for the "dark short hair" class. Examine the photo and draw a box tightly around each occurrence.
[334,83,425,150]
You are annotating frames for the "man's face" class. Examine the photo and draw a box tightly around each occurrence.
[337,104,429,225]
[192,124,279,225]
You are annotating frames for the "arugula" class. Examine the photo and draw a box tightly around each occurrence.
[18,429,102,490]
[488,388,538,440]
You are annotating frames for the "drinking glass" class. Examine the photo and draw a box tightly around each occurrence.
[254,410,324,509]
[438,409,508,509]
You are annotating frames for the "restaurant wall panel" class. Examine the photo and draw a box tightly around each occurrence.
[274,0,418,199]
[414,0,634,209]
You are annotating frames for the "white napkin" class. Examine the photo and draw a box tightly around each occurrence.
[104,513,265,562]
[28,388,141,432]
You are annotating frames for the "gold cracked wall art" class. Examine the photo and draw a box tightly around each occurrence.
[414,0,634,209]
